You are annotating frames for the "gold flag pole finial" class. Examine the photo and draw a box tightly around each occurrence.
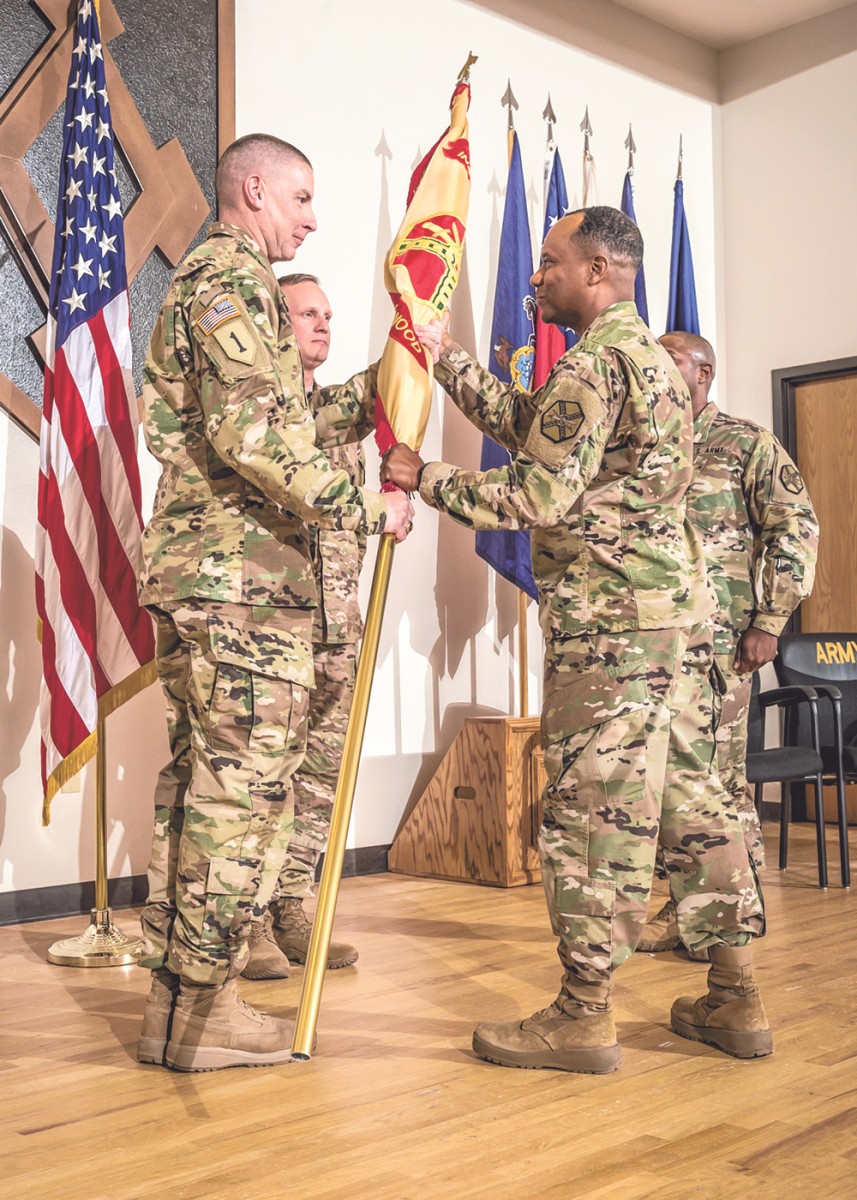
[458,51,478,82]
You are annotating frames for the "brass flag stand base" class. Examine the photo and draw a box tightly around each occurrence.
[47,907,143,968]
[46,718,143,969]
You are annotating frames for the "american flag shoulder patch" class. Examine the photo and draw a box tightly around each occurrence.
[196,294,241,335]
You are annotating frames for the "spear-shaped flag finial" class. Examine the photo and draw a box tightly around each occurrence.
[458,51,478,82]
[580,106,593,157]
[677,134,684,180]
[543,94,557,145]
[501,79,519,131]
[625,124,636,173]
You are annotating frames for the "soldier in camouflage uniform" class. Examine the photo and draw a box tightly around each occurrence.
[639,331,818,954]
[382,209,770,1072]
[243,273,370,979]
[135,135,413,1072]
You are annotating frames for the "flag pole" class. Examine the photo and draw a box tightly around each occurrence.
[517,591,529,717]
[47,718,144,967]
[501,81,530,719]
[292,533,396,1058]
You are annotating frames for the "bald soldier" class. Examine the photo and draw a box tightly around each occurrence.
[639,331,818,955]
[382,207,769,1073]
[136,134,412,1072]
[242,273,372,979]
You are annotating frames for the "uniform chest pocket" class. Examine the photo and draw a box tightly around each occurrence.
[687,459,745,534]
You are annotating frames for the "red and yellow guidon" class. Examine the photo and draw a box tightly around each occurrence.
[390,214,465,315]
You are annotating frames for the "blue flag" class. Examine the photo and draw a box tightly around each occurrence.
[620,171,649,325]
[475,132,538,601]
[665,178,699,334]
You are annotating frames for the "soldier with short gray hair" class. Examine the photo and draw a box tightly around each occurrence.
[136,134,413,1072]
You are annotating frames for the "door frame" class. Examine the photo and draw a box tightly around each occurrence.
[771,355,857,633]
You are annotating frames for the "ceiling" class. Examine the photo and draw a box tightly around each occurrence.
[610,0,855,49]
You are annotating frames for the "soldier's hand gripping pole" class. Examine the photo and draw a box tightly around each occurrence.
[291,530,397,1059]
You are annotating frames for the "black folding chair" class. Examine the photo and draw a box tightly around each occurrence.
[745,672,830,887]
[775,633,854,888]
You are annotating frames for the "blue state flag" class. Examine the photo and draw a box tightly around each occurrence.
[665,178,700,334]
[475,132,538,601]
[620,171,649,325]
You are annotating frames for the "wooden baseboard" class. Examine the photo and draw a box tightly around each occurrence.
[0,845,390,927]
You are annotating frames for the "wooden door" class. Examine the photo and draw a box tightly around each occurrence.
[794,371,857,819]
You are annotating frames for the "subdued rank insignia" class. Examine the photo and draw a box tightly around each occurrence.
[541,398,585,444]
[212,318,257,365]
[196,293,240,334]
[779,463,804,495]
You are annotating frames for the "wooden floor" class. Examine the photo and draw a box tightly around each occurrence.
[1,825,856,1200]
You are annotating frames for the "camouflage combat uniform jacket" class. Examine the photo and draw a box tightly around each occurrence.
[422,301,713,644]
[309,375,371,644]
[689,403,818,655]
[139,223,387,683]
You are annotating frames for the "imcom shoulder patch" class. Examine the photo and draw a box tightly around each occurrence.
[525,378,604,467]
[779,463,804,495]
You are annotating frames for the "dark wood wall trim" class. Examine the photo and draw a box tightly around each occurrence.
[0,846,390,926]
[217,0,236,157]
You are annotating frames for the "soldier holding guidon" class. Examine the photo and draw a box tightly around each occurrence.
[136,135,412,1072]
[382,207,770,1073]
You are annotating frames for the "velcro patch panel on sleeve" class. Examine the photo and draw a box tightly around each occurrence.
[524,378,604,467]
[196,294,241,335]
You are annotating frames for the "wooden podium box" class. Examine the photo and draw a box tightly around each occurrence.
[388,716,546,887]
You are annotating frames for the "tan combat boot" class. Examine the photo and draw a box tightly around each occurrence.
[241,912,291,980]
[137,967,180,1065]
[472,981,621,1074]
[637,897,680,952]
[637,897,708,961]
[165,979,293,1072]
[670,943,772,1059]
[272,897,358,969]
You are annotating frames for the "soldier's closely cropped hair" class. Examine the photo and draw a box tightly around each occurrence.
[215,134,312,205]
[278,273,320,288]
[569,206,644,269]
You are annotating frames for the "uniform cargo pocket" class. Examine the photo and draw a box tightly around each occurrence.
[542,668,648,745]
[206,613,309,755]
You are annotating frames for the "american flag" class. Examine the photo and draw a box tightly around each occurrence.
[35,0,155,821]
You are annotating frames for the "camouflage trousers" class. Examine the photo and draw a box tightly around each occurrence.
[654,652,764,880]
[273,641,357,901]
[539,625,765,998]
[139,601,308,985]
[714,653,765,870]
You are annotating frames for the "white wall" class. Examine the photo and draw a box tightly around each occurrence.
[1,0,718,895]
[719,51,857,427]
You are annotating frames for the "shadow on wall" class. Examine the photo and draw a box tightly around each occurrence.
[0,525,40,860]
